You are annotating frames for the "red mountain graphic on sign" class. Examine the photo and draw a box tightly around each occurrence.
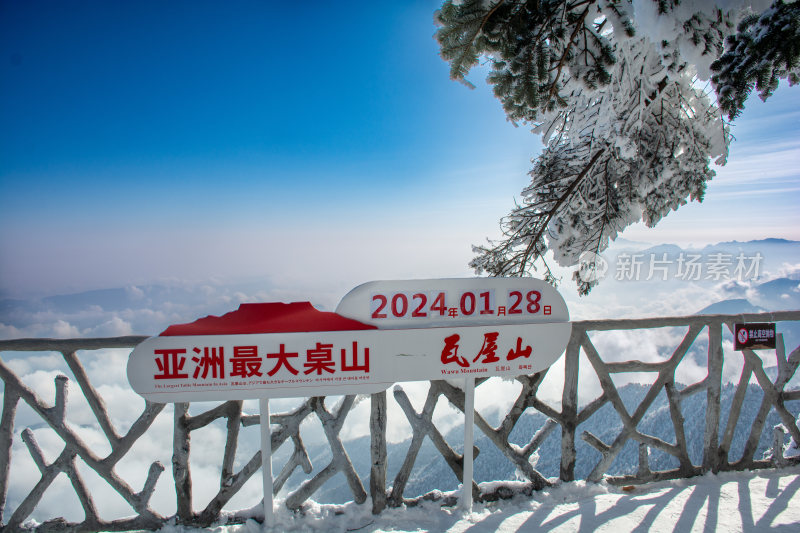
[160,302,376,336]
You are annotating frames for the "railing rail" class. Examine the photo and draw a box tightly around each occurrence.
[1,310,799,531]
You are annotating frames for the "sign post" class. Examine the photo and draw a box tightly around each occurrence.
[259,397,274,528]
[127,278,571,523]
[462,377,475,512]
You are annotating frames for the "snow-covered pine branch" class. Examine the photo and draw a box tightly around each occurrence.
[711,0,800,119]
[436,0,796,293]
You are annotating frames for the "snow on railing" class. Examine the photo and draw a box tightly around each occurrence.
[1,311,799,530]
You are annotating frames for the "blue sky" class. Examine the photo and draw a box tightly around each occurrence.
[1,0,798,299]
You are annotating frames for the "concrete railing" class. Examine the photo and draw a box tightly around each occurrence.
[1,311,799,530]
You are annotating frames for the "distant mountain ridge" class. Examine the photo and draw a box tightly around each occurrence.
[1,238,797,337]
[710,238,797,247]
[612,238,799,254]
[695,298,767,315]
[0,281,282,336]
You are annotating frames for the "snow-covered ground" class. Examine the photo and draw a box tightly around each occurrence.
[154,466,800,533]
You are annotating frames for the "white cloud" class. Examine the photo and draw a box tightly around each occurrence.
[716,279,752,298]
[84,316,133,337]
[52,319,80,338]
[775,263,800,281]
[713,145,800,188]
[125,285,145,300]
[0,322,23,338]
[4,353,63,377]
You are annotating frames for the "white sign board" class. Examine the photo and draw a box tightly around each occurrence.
[127,278,571,402]
[125,277,571,520]
[127,321,570,402]
[336,277,568,328]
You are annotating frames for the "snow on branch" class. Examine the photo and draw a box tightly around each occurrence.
[436,0,795,293]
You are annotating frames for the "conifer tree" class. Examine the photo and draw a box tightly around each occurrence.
[436,0,799,293]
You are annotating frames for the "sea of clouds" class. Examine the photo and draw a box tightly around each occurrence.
[1,239,798,524]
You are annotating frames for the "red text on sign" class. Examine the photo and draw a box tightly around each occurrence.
[154,349,189,379]
[370,290,544,320]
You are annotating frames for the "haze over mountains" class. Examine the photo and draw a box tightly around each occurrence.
[0,239,798,339]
